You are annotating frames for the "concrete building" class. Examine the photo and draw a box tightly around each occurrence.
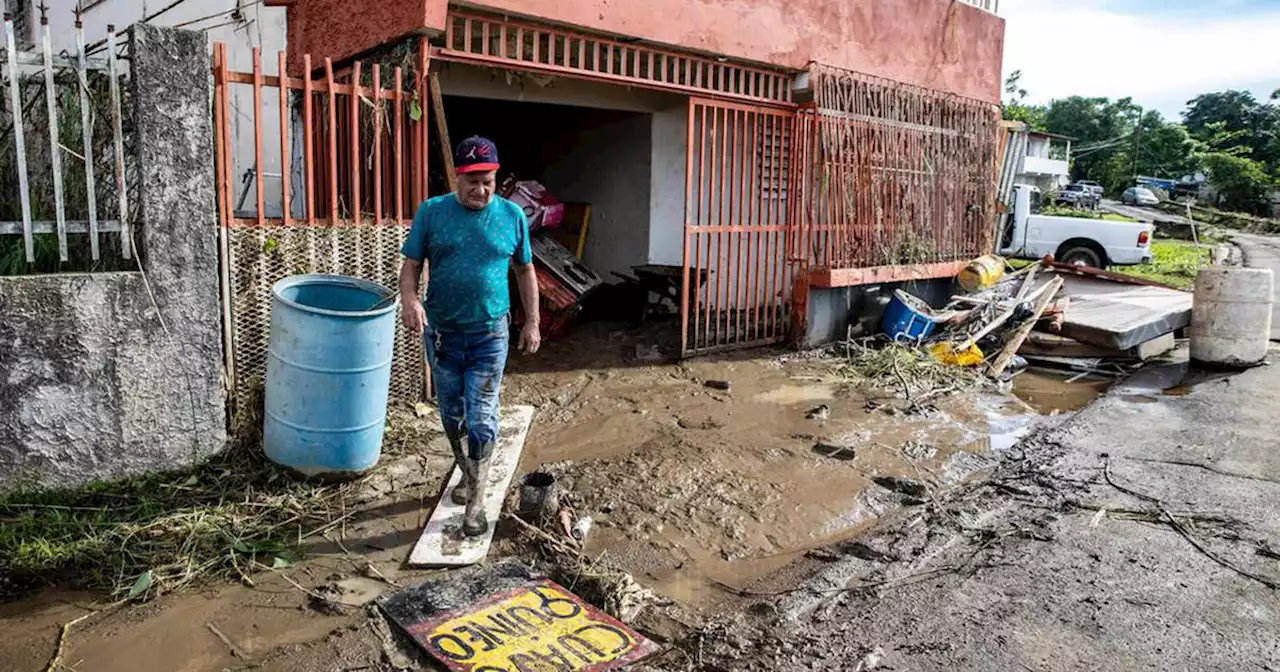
[1015,131,1073,194]
[252,0,1007,357]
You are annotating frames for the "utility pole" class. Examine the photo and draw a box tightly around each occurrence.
[1131,105,1143,180]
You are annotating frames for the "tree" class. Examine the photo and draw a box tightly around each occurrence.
[1041,96,1139,182]
[1182,90,1280,171]
[1200,152,1272,213]
[1129,111,1197,179]
[1001,70,1045,129]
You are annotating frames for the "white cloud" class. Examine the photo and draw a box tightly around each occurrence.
[1001,0,1280,119]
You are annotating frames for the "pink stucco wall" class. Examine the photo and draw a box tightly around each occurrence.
[286,0,1004,103]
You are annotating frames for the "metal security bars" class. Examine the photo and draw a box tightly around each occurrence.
[213,42,426,409]
[958,0,999,14]
[681,98,795,356]
[0,11,131,263]
[795,65,999,277]
[436,11,795,106]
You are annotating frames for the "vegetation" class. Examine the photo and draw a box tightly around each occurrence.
[1113,239,1211,290]
[0,399,432,602]
[1002,73,1280,217]
[1039,205,1136,222]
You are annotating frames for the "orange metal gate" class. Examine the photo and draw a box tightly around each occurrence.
[681,98,795,357]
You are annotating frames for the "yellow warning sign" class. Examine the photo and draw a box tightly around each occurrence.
[404,579,657,672]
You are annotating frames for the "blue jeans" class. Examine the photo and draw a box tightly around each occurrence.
[423,315,510,460]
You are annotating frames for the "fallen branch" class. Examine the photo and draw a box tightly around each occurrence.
[1101,456,1280,591]
[44,609,99,672]
[1122,456,1280,486]
[251,560,331,601]
[206,621,250,660]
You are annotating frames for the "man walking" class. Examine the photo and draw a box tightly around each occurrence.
[399,136,541,537]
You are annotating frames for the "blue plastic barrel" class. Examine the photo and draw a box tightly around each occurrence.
[263,274,398,478]
[881,290,937,342]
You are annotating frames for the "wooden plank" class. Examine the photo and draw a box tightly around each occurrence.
[428,72,456,192]
[810,260,967,288]
[75,22,99,261]
[989,276,1063,376]
[408,405,535,567]
[106,26,130,258]
[1047,273,1193,350]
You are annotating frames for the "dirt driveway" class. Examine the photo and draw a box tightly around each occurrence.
[0,322,1085,672]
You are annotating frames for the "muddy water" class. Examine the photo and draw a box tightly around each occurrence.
[515,357,1049,611]
[0,344,1106,670]
[0,569,359,672]
[1013,370,1113,415]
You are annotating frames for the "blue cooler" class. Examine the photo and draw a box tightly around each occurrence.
[881,290,937,342]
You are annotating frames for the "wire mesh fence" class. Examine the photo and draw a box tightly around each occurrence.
[226,222,424,411]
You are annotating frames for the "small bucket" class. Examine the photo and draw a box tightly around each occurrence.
[518,472,559,519]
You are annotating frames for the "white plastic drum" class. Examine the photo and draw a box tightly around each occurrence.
[1189,267,1274,367]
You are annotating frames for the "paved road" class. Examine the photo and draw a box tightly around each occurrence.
[1231,232,1280,341]
[1098,198,1192,226]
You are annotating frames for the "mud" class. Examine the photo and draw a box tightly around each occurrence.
[0,322,1102,671]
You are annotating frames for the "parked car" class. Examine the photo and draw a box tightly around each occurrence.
[1121,186,1160,206]
[1001,184,1154,268]
[1077,180,1104,199]
[1056,183,1099,209]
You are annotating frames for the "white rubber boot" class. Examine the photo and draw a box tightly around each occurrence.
[446,431,470,506]
[462,452,492,537]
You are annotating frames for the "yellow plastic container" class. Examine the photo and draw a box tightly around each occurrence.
[928,342,984,367]
[957,254,1006,293]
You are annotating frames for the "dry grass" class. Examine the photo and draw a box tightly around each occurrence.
[831,339,982,399]
[0,387,434,602]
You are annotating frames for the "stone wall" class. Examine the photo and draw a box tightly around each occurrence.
[0,25,225,489]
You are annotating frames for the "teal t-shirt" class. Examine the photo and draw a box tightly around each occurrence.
[401,194,533,331]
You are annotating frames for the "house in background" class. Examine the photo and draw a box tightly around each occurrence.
[1015,130,1073,193]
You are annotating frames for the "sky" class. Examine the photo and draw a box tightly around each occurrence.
[1001,0,1280,121]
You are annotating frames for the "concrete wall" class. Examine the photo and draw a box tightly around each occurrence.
[0,26,225,489]
[435,61,681,112]
[804,280,954,348]
[285,0,1004,103]
[542,113,652,279]
[649,106,687,267]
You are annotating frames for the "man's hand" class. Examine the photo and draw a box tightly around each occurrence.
[402,296,425,333]
[518,322,541,354]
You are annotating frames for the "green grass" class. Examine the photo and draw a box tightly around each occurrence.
[1112,239,1210,290]
[1040,205,1136,223]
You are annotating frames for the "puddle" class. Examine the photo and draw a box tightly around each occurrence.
[1013,370,1112,415]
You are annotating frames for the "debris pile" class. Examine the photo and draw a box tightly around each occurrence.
[839,254,1194,395]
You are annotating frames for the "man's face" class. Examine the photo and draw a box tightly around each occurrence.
[457,170,496,210]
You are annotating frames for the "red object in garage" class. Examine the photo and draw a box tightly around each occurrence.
[512,264,581,340]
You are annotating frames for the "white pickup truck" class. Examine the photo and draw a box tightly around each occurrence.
[999,184,1154,268]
